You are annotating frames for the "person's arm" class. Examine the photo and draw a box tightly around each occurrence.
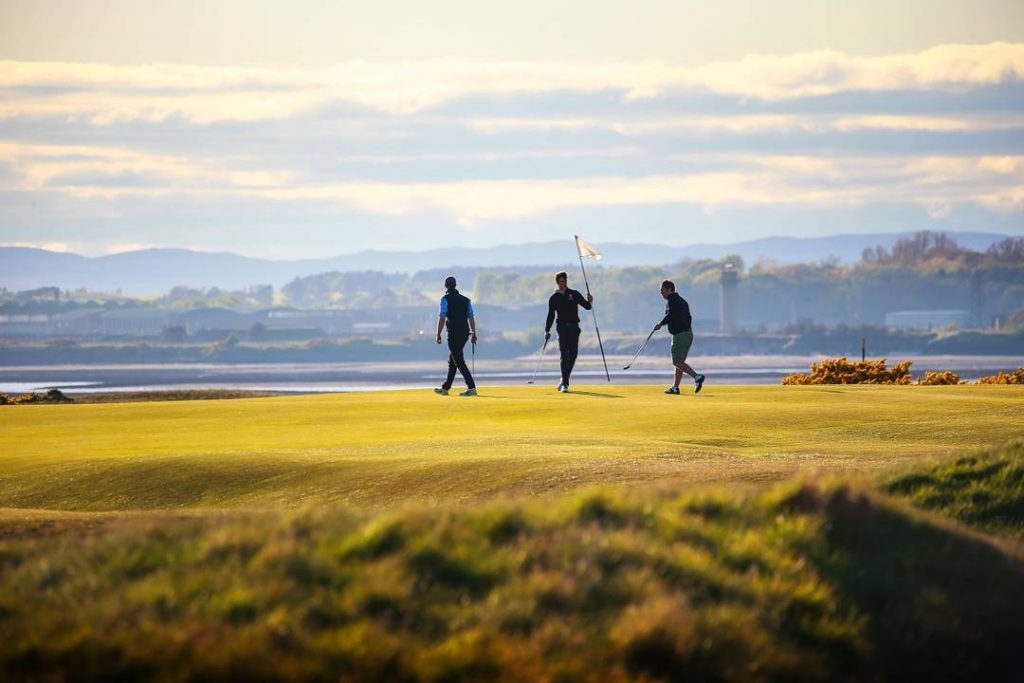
[575,289,593,310]
[436,297,447,344]
[655,296,677,330]
[544,296,555,338]
[468,316,477,344]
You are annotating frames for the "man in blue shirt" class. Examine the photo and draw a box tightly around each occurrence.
[434,276,478,396]
[653,280,706,395]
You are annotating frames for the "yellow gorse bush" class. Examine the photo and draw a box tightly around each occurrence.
[978,367,1024,384]
[917,371,961,386]
[783,357,913,385]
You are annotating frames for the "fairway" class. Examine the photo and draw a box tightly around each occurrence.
[2,385,1022,511]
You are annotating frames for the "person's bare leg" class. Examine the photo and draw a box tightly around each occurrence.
[675,362,697,383]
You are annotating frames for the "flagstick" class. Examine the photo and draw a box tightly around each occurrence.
[575,235,611,382]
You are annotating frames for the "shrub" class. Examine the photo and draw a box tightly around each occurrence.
[977,367,1024,384]
[782,357,913,385]
[0,389,73,405]
[917,371,960,385]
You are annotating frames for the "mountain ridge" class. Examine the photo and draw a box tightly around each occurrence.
[1,231,1013,295]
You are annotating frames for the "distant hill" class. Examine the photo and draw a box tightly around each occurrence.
[0,232,1013,295]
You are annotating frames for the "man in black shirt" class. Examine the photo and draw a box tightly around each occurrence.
[544,271,593,392]
[653,279,706,395]
[434,276,478,396]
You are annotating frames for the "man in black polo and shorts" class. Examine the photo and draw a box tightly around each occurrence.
[653,279,706,395]
[544,271,593,393]
[434,276,478,396]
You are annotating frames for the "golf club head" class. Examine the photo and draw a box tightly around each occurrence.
[622,365,630,370]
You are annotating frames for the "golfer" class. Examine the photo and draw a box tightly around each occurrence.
[434,276,478,396]
[653,280,706,395]
[544,271,593,392]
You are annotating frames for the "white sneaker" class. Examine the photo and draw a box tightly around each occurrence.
[460,387,478,396]
[557,383,568,393]
[433,388,449,395]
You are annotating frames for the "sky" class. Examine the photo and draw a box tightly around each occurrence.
[1,0,1023,259]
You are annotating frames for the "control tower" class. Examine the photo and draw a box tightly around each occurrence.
[719,262,739,333]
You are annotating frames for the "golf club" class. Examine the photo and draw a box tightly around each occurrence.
[527,337,549,384]
[623,327,657,370]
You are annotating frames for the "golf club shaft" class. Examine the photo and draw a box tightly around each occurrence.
[623,328,657,369]
[529,338,549,383]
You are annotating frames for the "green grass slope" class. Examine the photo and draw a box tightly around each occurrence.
[2,385,1023,511]
[2,444,1023,681]
[883,439,1024,538]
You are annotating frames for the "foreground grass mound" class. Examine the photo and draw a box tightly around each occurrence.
[3,457,1023,681]
[883,440,1024,538]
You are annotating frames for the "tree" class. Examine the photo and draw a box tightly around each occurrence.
[986,238,1024,263]
[161,325,187,343]
[249,322,268,341]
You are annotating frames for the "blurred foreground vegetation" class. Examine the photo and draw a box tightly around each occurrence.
[1,441,1022,681]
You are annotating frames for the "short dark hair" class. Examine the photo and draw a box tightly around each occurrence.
[555,271,568,281]
[661,280,675,292]
[444,276,457,289]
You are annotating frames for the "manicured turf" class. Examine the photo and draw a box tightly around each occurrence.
[2,385,1022,511]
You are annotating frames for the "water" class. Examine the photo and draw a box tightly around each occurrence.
[2,355,1022,395]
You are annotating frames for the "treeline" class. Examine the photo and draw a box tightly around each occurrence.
[5,233,1022,330]
[279,266,554,310]
[477,233,1024,329]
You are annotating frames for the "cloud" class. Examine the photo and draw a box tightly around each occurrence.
[1,44,1022,258]
[1,42,1022,123]
[0,241,75,252]
[0,141,294,195]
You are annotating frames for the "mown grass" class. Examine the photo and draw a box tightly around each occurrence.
[1,443,1023,681]
[1,385,1022,511]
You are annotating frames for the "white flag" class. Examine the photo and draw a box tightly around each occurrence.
[575,235,602,261]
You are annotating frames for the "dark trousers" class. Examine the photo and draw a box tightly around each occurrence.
[443,333,475,390]
[557,323,580,386]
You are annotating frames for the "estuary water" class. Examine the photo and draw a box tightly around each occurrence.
[2,355,1023,395]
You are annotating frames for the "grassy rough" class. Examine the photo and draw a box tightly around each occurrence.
[883,440,1024,538]
[1,460,1023,681]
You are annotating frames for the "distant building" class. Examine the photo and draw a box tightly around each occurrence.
[884,309,970,330]
[719,263,739,333]
[97,308,170,336]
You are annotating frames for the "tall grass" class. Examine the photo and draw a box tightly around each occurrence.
[2,444,1023,681]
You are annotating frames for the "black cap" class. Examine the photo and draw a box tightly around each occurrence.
[444,276,457,289]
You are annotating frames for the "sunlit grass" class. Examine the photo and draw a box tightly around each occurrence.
[883,439,1024,538]
[1,385,1022,511]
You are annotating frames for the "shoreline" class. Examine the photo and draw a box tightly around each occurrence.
[2,354,1022,395]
